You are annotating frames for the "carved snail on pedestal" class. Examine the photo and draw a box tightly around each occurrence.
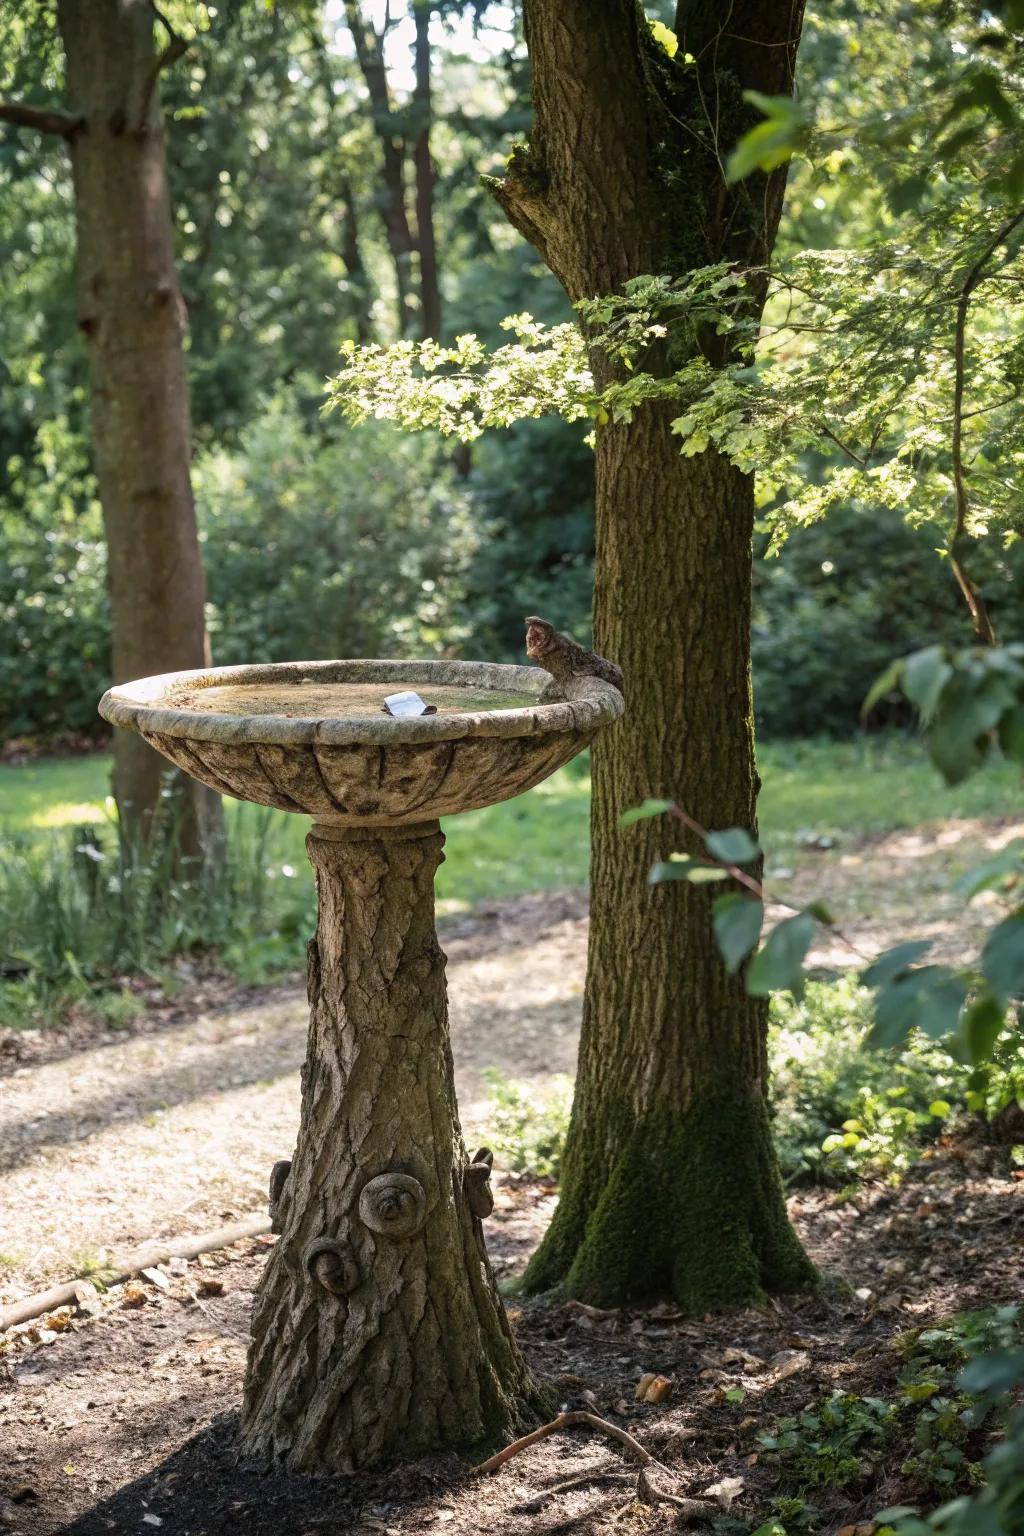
[358,1172,427,1239]
[268,1159,292,1234]
[303,1236,360,1296]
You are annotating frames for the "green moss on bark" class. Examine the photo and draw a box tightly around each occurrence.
[524,1091,816,1311]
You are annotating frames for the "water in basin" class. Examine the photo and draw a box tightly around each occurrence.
[163,681,534,719]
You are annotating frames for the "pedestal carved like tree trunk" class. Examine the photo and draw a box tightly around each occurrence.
[242,821,547,1471]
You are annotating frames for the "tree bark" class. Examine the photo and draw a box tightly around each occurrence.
[344,0,418,337]
[57,0,222,863]
[241,822,548,1470]
[492,0,815,1309]
[412,1,441,342]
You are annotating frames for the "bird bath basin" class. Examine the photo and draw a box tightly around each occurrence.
[99,658,618,827]
[99,643,622,1472]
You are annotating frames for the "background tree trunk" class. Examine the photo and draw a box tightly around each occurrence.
[58,0,222,864]
[493,0,815,1309]
[242,823,548,1470]
[413,1,441,342]
[344,0,418,336]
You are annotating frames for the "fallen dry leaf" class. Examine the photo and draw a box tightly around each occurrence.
[768,1348,810,1383]
[703,1475,744,1509]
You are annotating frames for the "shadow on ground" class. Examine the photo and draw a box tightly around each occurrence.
[58,1416,458,1536]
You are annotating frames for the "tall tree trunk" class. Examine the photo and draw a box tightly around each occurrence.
[241,824,548,1470]
[58,0,222,864]
[492,0,815,1309]
[525,417,810,1304]
[308,25,375,344]
[412,1,441,342]
[339,175,374,344]
[344,0,418,336]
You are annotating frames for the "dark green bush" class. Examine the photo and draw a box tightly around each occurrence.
[0,418,109,741]
[195,397,477,665]
[752,506,1024,737]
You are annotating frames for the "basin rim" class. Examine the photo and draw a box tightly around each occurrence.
[98,658,623,747]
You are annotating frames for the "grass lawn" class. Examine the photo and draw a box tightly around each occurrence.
[1,735,1019,912]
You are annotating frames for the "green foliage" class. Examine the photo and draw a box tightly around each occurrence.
[481,1069,573,1179]
[0,419,108,741]
[760,1311,1021,1517]
[726,91,809,183]
[0,791,311,1030]
[751,507,1024,737]
[196,398,477,665]
[769,977,967,1183]
[761,1314,1019,1517]
[760,1393,897,1488]
[870,642,1024,785]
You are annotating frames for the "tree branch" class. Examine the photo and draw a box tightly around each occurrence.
[130,4,189,132]
[0,99,83,138]
[949,207,1024,647]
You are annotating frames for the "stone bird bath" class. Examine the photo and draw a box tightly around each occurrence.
[99,649,622,1472]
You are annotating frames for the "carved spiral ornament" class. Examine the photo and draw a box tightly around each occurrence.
[303,1236,360,1296]
[358,1172,427,1239]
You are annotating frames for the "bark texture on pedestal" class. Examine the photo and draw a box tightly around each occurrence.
[241,822,546,1471]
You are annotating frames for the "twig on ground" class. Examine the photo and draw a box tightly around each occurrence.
[513,1464,630,1513]
[636,1464,717,1520]
[472,1409,662,1476]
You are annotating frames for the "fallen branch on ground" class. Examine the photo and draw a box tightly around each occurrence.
[0,1214,271,1332]
[474,1410,724,1526]
[472,1409,661,1476]
[636,1464,717,1520]
[512,1462,630,1513]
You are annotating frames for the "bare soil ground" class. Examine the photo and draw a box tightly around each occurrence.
[1,1158,1021,1536]
[1,818,1023,1536]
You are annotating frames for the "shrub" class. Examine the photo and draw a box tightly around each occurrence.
[481,1068,574,1178]
[752,505,1024,738]
[196,395,479,666]
[769,977,963,1183]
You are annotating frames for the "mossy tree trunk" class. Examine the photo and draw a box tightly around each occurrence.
[242,823,547,1471]
[492,0,816,1309]
[57,0,222,864]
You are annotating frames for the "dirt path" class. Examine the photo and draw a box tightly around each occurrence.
[2,817,1020,1301]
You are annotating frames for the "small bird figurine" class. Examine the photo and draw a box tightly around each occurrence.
[524,616,624,695]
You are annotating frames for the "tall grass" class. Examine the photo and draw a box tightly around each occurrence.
[0,782,311,1028]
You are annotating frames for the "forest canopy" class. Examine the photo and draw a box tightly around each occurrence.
[5,0,1024,745]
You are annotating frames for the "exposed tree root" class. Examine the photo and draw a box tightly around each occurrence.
[472,1409,660,1476]
[474,1409,722,1527]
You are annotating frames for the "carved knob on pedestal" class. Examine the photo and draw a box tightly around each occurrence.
[465,1147,494,1218]
[303,1236,360,1296]
[358,1173,427,1239]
